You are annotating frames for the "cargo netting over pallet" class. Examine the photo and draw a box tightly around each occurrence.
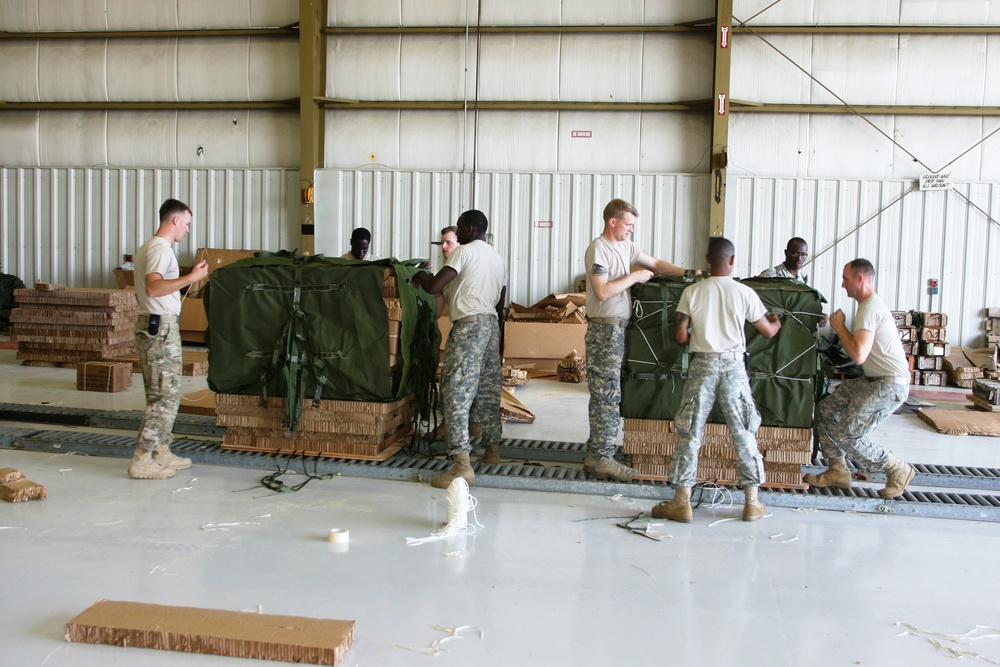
[204,252,440,455]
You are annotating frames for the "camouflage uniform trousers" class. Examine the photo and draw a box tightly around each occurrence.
[585,321,627,460]
[815,377,908,471]
[441,318,502,456]
[670,357,765,488]
[134,314,183,453]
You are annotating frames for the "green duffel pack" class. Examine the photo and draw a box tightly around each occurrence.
[621,276,826,428]
[204,252,440,431]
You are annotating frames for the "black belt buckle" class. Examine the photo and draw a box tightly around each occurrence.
[148,314,160,335]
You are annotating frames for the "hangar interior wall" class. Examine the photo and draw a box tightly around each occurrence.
[1,0,999,345]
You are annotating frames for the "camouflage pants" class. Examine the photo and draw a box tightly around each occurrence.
[585,321,626,459]
[441,318,502,455]
[670,357,764,488]
[134,315,182,453]
[815,377,907,471]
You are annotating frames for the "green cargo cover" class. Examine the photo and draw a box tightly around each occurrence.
[204,253,440,413]
[622,277,825,428]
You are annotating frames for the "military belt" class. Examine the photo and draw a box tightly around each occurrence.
[690,351,741,360]
[588,317,630,328]
[863,375,909,385]
[138,314,178,322]
[454,314,496,323]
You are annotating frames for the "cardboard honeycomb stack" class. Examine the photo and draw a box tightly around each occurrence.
[218,268,413,459]
[217,393,414,458]
[10,286,137,366]
[76,361,133,393]
[623,419,812,489]
[65,600,355,666]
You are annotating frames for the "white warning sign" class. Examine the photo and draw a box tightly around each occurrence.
[919,173,952,191]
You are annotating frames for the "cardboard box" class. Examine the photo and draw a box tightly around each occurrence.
[503,321,588,370]
[77,361,132,392]
[180,297,208,342]
[65,600,355,665]
[181,248,260,342]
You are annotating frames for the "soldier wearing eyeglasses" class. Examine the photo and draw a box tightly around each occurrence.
[759,237,810,284]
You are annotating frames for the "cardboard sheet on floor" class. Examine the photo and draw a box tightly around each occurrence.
[65,600,355,666]
[501,387,535,423]
[917,408,1000,436]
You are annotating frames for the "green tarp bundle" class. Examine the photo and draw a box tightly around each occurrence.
[204,253,440,430]
[621,277,825,428]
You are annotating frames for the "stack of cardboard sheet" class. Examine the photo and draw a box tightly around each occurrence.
[217,393,414,459]
[504,293,588,370]
[942,346,998,388]
[11,286,137,366]
[623,419,811,488]
[76,361,132,393]
[382,267,404,372]
[556,349,586,383]
[507,292,586,324]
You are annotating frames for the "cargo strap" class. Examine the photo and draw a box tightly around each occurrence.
[259,254,330,434]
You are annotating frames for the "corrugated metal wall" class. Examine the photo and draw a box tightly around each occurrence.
[0,167,300,287]
[728,176,1000,347]
[314,169,710,307]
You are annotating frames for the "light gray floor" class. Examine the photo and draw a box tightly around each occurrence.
[3,348,1000,666]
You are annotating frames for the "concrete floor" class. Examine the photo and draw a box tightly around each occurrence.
[3,347,1000,666]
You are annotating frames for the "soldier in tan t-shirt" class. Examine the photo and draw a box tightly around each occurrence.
[804,259,916,498]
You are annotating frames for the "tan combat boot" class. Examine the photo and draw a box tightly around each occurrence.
[583,453,597,475]
[593,457,637,482]
[802,456,852,489]
[128,447,176,480]
[154,444,192,470]
[652,486,693,523]
[880,455,916,498]
[478,444,502,464]
[742,485,767,522]
[431,451,475,489]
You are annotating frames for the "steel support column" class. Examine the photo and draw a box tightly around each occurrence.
[709,0,733,238]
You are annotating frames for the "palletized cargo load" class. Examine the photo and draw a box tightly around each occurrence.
[204,253,439,443]
[622,277,825,429]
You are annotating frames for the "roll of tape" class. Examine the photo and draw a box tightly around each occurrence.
[327,528,350,544]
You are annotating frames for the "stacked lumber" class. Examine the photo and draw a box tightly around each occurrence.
[623,419,811,489]
[507,292,586,324]
[76,361,132,393]
[10,286,137,366]
[217,393,414,459]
